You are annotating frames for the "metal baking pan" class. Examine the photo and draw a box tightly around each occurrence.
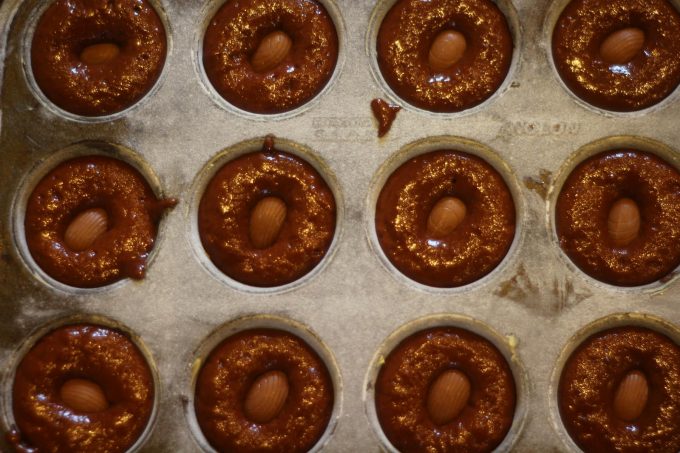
[1,0,679,450]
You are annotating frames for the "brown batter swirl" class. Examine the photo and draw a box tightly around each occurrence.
[31,0,167,117]
[371,98,401,138]
[556,150,680,286]
[194,328,333,453]
[24,155,177,288]
[375,326,516,453]
[203,0,338,114]
[375,150,516,287]
[10,324,154,453]
[377,0,513,112]
[552,0,680,112]
[559,326,680,452]
[198,137,336,287]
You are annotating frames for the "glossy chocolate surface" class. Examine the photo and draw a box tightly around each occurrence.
[375,150,515,287]
[11,324,154,453]
[195,328,333,453]
[556,150,680,286]
[370,98,401,137]
[198,138,336,287]
[376,327,516,453]
[203,0,338,114]
[552,0,680,112]
[31,0,166,116]
[559,326,680,452]
[24,155,176,288]
[377,0,513,112]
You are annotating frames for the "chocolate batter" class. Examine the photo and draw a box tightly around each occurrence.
[556,150,680,286]
[552,0,680,112]
[24,155,177,288]
[377,0,513,112]
[559,326,680,452]
[198,137,336,287]
[10,324,154,453]
[195,328,333,453]
[375,150,516,287]
[371,98,401,138]
[31,0,167,116]
[203,0,338,114]
[375,326,516,453]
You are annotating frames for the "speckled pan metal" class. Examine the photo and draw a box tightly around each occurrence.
[1,0,680,451]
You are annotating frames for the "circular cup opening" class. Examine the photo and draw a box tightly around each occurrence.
[546,135,680,292]
[366,0,522,117]
[184,314,343,453]
[0,313,161,453]
[366,135,524,293]
[543,0,680,117]
[11,140,175,294]
[188,136,344,295]
[22,0,172,123]
[193,0,346,121]
[548,312,680,452]
[363,313,528,452]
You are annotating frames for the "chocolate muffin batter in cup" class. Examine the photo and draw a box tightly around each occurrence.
[551,0,680,112]
[196,136,339,290]
[552,314,680,453]
[202,0,340,115]
[372,0,519,113]
[186,315,342,453]
[373,142,518,288]
[364,314,528,453]
[7,316,158,453]
[14,142,177,291]
[555,147,680,287]
[29,0,168,118]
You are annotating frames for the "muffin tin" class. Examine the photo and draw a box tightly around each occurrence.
[1,0,680,451]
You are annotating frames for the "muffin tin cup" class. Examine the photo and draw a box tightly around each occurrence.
[188,135,345,295]
[548,312,680,452]
[543,0,680,117]
[366,0,523,117]
[363,313,529,453]
[20,0,173,123]
[193,0,346,121]
[10,140,174,295]
[183,314,343,453]
[0,313,162,453]
[366,135,525,293]
[546,135,680,293]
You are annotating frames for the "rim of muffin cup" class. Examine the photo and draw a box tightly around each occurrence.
[548,312,680,452]
[365,0,523,118]
[193,0,346,121]
[546,135,680,293]
[362,313,529,453]
[0,313,161,453]
[183,314,343,453]
[21,0,172,123]
[10,140,174,294]
[188,136,344,295]
[365,135,525,294]
[543,0,680,117]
